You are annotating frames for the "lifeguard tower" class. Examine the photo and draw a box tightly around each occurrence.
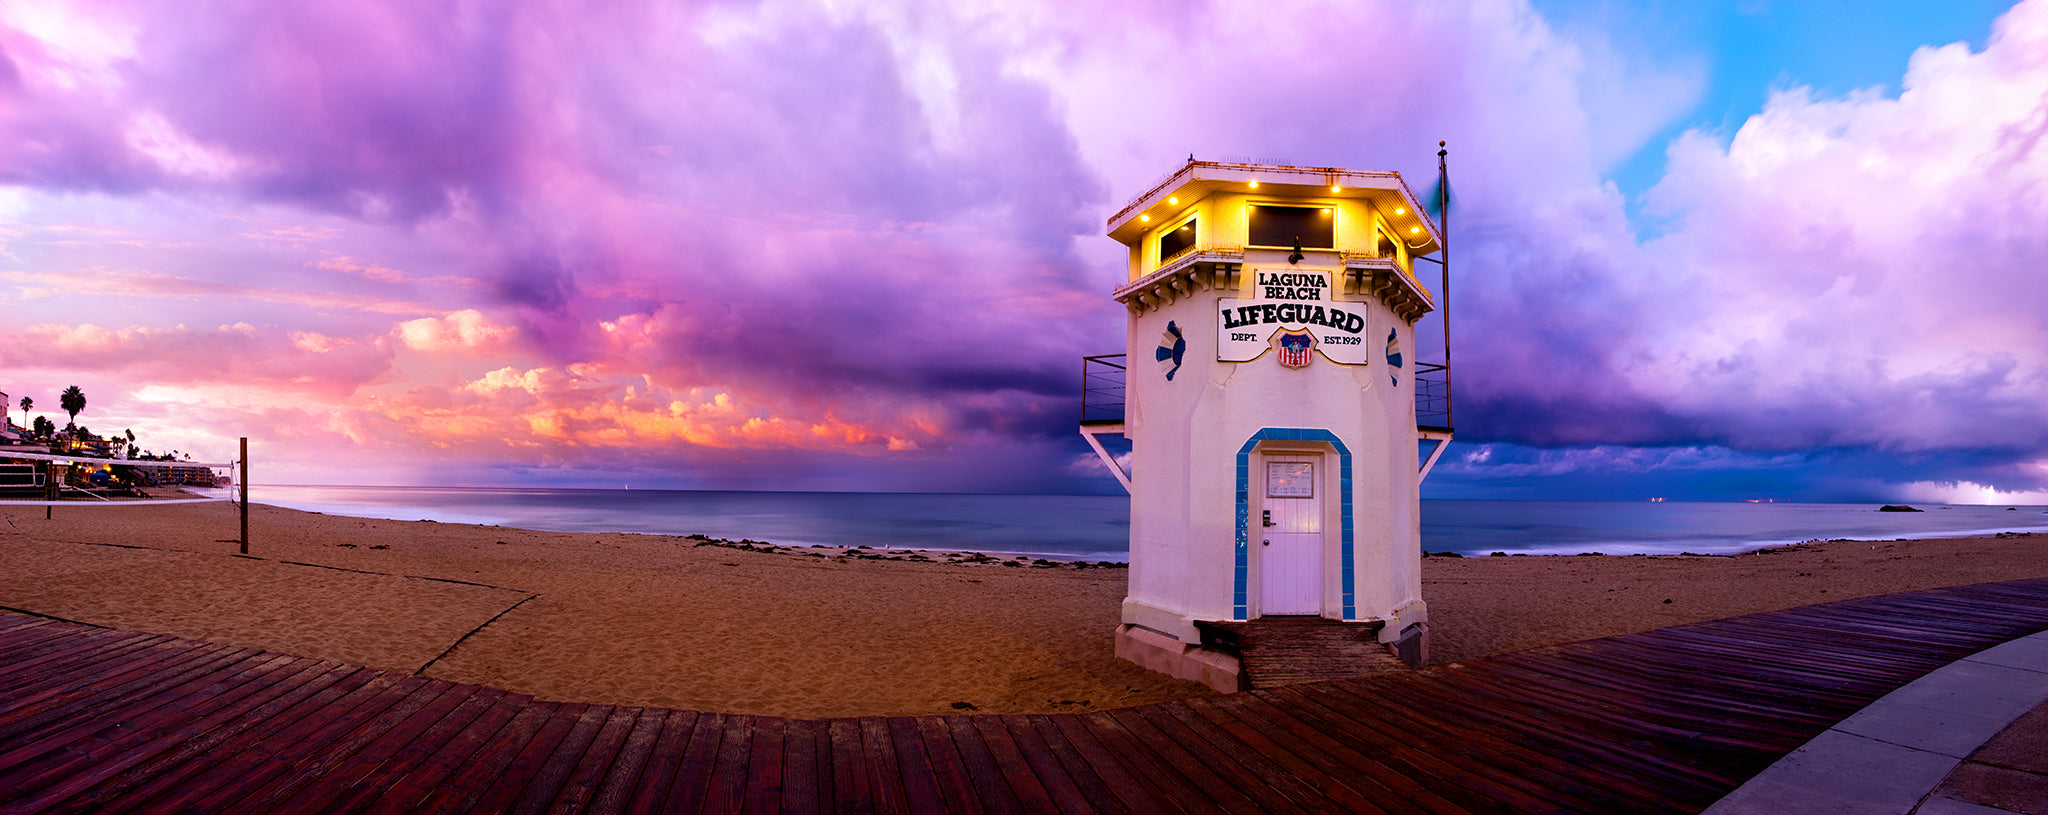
[1081,156,1453,692]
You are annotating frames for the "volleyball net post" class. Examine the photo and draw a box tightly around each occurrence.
[239,437,249,555]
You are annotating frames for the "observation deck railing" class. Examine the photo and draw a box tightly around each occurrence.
[1416,362,1452,432]
[1082,353,1449,433]
[1080,355,1127,425]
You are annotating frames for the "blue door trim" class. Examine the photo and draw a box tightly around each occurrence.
[1233,428,1353,620]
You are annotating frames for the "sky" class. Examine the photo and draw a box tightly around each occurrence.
[2,0,2045,503]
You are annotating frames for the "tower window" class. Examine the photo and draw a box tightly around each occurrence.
[1249,205,1334,249]
[1159,218,1198,261]
[1375,228,1398,260]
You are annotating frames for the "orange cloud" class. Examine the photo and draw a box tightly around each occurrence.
[360,366,936,458]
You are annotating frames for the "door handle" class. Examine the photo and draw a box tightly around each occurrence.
[1262,539,1270,546]
[1262,510,1273,528]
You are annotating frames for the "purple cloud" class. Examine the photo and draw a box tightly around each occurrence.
[2,0,2044,498]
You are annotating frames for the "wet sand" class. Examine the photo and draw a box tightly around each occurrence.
[2,497,2044,718]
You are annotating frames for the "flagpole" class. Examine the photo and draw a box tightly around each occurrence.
[1437,141,1452,430]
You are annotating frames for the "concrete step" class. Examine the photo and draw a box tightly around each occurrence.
[1204,617,1411,689]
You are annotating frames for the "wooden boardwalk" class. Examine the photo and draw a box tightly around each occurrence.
[3,577,2046,814]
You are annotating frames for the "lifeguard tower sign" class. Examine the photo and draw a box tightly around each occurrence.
[1216,269,1371,365]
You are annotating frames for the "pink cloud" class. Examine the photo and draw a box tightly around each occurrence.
[1,0,2043,495]
[2,321,394,397]
[394,309,517,353]
[1622,0,2048,455]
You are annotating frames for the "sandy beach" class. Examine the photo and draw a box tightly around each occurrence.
[3,496,2045,719]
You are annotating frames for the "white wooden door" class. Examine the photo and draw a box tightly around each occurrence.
[1259,454,1323,615]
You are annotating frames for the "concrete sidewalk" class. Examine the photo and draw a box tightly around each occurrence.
[1707,631,2048,814]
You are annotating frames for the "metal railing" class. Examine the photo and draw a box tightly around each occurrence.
[1081,354,1127,425]
[1086,352,1445,431]
[1415,362,1451,432]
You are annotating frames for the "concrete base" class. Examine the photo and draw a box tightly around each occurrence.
[1115,624,1246,693]
[1386,622,1429,668]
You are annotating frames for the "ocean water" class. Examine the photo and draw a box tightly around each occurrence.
[206,485,2048,560]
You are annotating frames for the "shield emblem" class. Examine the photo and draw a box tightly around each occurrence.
[1277,331,1314,369]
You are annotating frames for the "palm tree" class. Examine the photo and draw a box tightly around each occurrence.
[60,386,85,431]
[18,396,29,430]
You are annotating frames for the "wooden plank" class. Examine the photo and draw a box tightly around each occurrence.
[1615,627,1928,687]
[743,714,786,814]
[1831,595,2048,636]
[587,708,672,815]
[911,715,988,815]
[0,622,105,668]
[506,703,615,814]
[1942,580,2048,607]
[278,681,483,814]
[987,715,1114,815]
[0,652,319,812]
[939,716,1029,815]
[1763,606,1996,650]
[1008,714,1132,815]
[1259,683,1561,813]
[1441,661,1806,753]
[1163,700,1390,815]
[1371,671,1751,797]
[702,713,755,814]
[542,705,641,815]
[0,625,78,663]
[885,716,951,815]
[1124,704,1315,813]
[64,663,376,813]
[1066,710,1220,815]
[857,716,912,815]
[1641,623,1935,676]
[780,717,825,815]
[460,702,592,814]
[1485,649,1840,725]
[314,686,510,815]
[1668,608,1951,651]
[1449,663,1811,763]
[373,690,535,812]
[1148,701,1369,814]
[4,580,2047,814]
[0,647,279,788]
[410,702,564,815]
[0,631,177,701]
[616,709,697,814]
[212,677,455,814]
[826,718,875,814]
[1036,712,1186,815]
[152,673,423,813]
[1852,593,2048,629]
[662,710,728,814]
[0,639,235,737]
[1194,693,1468,815]
[1530,650,1849,736]
[1533,642,1876,708]
[0,627,151,675]
[1102,706,1270,815]
[1312,679,1660,812]
[962,716,1061,814]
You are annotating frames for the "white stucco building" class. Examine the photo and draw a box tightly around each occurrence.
[1083,159,1451,692]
